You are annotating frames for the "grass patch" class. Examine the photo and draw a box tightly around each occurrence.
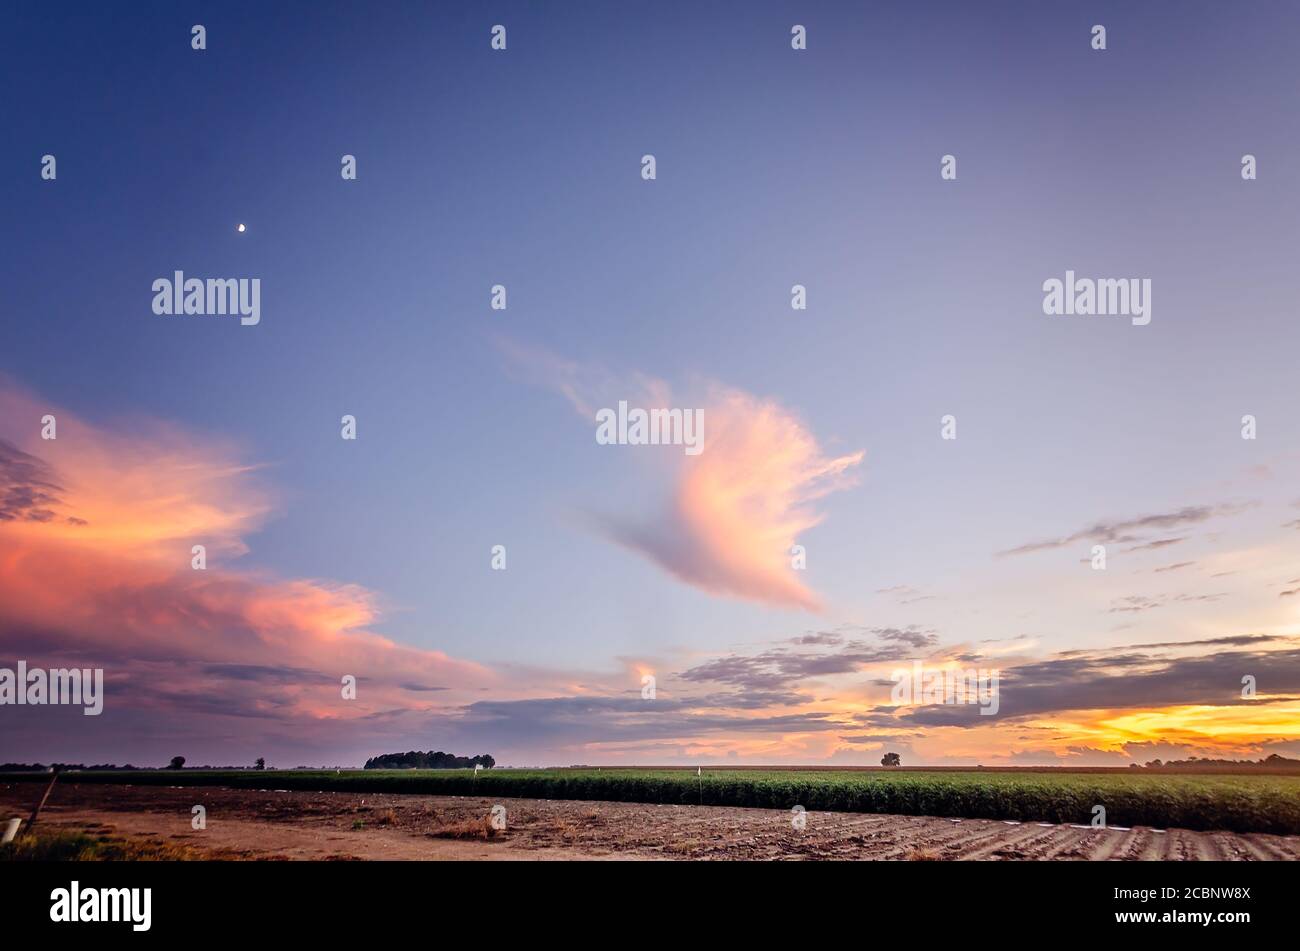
[0,827,207,861]
[427,816,501,840]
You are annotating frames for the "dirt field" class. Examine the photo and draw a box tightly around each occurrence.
[4,782,1299,860]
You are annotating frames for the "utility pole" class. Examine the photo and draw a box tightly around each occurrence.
[27,766,62,830]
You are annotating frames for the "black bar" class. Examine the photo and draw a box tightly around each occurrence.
[0,859,1286,937]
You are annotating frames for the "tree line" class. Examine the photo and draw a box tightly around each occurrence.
[363,750,495,770]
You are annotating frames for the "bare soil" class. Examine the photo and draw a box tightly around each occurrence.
[3,782,1298,861]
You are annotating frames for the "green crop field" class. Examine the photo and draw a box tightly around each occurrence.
[5,767,1300,834]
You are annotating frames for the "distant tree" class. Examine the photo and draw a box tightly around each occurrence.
[168,756,186,770]
[254,757,266,771]
[363,750,496,770]
[881,752,901,767]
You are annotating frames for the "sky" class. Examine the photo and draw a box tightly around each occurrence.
[2,1,1299,768]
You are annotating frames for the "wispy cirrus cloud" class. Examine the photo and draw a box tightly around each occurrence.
[1106,591,1229,614]
[997,504,1251,557]
[1125,537,1187,552]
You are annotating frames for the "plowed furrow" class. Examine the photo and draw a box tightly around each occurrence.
[960,822,1071,860]
[1244,833,1299,860]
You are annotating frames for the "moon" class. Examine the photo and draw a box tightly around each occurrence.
[237,223,246,233]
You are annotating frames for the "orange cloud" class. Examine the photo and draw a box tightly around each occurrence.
[499,342,863,611]
[0,378,271,558]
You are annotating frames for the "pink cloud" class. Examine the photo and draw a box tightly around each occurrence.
[0,378,493,733]
[499,342,863,611]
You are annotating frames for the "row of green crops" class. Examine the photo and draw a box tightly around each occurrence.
[4,768,1299,834]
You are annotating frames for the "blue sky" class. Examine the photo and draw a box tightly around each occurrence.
[2,2,1300,766]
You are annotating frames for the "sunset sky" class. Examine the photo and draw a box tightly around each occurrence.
[2,1,1299,767]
